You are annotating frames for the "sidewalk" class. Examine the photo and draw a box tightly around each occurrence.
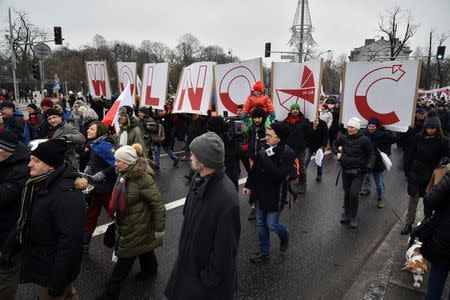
[343,203,450,299]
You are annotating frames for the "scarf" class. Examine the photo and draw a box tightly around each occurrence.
[109,175,127,220]
[119,130,128,147]
[16,171,54,244]
[286,115,301,124]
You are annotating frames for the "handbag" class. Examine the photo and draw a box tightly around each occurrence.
[103,223,116,248]
[378,148,392,171]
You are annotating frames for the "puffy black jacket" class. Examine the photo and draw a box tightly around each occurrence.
[406,133,449,196]
[362,129,397,172]
[309,119,328,152]
[245,143,296,211]
[247,122,267,160]
[332,131,375,172]
[284,113,312,154]
[3,115,25,140]
[0,142,29,246]
[422,171,450,268]
[13,165,85,296]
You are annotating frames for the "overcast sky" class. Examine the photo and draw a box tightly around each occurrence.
[1,0,449,63]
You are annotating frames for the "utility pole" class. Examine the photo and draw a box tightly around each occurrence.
[9,7,19,101]
[427,31,432,89]
[299,0,305,63]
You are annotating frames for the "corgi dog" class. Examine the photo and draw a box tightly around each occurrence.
[402,240,428,288]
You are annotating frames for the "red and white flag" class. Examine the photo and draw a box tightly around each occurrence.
[102,82,134,132]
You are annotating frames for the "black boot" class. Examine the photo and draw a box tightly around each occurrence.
[401,224,412,235]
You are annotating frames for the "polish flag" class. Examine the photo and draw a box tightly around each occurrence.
[136,75,142,97]
[102,82,134,133]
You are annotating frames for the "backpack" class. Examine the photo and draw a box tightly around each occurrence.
[147,121,165,143]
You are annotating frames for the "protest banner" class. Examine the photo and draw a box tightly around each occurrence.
[117,62,137,98]
[341,60,421,132]
[214,58,262,116]
[139,63,169,110]
[271,59,323,121]
[173,61,216,115]
[85,61,112,99]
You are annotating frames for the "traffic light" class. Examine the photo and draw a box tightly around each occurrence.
[265,42,271,58]
[54,26,62,45]
[32,63,40,80]
[436,46,445,60]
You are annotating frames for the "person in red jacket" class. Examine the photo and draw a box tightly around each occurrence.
[242,81,276,122]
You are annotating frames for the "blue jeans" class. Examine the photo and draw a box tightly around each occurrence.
[363,171,384,199]
[426,262,450,300]
[255,200,288,255]
[154,144,178,166]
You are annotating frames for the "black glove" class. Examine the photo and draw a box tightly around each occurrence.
[0,252,12,271]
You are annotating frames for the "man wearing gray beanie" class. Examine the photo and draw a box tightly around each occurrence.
[165,132,241,300]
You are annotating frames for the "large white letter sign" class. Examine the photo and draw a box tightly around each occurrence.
[272,60,323,121]
[173,62,216,115]
[214,58,262,116]
[139,63,169,110]
[341,61,421,132]
[85,61,112,99]
[117,62,137,97]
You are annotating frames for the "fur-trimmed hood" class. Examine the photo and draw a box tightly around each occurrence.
[124,157,154,179]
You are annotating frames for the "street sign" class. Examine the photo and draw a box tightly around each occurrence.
[34,43,51,59]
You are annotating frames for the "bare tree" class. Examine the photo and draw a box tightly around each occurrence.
[378,7,419,60]
[176,33,201,65]
[140,41,172,63]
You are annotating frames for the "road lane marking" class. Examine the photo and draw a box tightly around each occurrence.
[92,150,332,237]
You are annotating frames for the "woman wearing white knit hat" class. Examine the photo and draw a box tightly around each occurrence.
[97,143,166,299]
[332,117,375,228]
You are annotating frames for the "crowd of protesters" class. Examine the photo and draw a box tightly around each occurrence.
[0,84,449,299]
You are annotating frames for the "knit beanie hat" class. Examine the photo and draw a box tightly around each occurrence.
[253,81,264,92]
[424,110,441,128]
[347,117,361,130]
[251,107,267,118]
[27,103,38,111]
[31,139,68,168]
[0,101,15,110]
[367,117,379,126]
[46,108,62,117]
[0,129,19,152]
[290,103,300,110]
[207,116,226,134]
[190,132,225,169]
[114,145,139,165]
[270,122,290,141]
[40,98,54,108]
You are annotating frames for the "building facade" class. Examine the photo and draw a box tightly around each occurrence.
[349,37,412,62]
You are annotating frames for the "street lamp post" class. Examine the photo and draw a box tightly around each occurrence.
[9,7,19,101]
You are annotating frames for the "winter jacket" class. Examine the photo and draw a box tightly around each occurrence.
[319,110,333,129]
[28,110,43,139]
[437,109,450,133]
[0,142,30,246]
[116,117,146,150]
[165,168,241,300]
[362,129,396,172]
[90,98,105,120]
[284,113,312,154]
[309,119,329,153]
[38,111,50,139]
[11,165,85,296]
[186,118,206,145]
[246,119,268,160]
[115,158,166,258]
[84,136,117,194]
[47,121,86,170]
[332,131,375,172]
[422,171,450,268]
[243,94,274,115]
[138,116,156,151]
[406,133,449,196]
[330,107,341,132]
[3,114,24,141]
[245,143,296,211]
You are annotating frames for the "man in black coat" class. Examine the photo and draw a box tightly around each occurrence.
[332,117,375,228]
[1,139,86,299]
[0,101,24,140]
[307,117,329,182]
[0,129,29,299]
[165,132,241,300]
[244,122,295,263]
[283,103,312,194]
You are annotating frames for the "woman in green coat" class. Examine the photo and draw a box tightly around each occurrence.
[97,143,166,300]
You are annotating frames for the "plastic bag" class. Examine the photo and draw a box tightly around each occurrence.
[378,148,392,171]
[315,148,324,167]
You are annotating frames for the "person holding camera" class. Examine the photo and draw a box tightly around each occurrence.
[332,117,375,229]
[244,122,295,263]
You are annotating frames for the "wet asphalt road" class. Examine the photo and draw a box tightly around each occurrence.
[16,144,409,300]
